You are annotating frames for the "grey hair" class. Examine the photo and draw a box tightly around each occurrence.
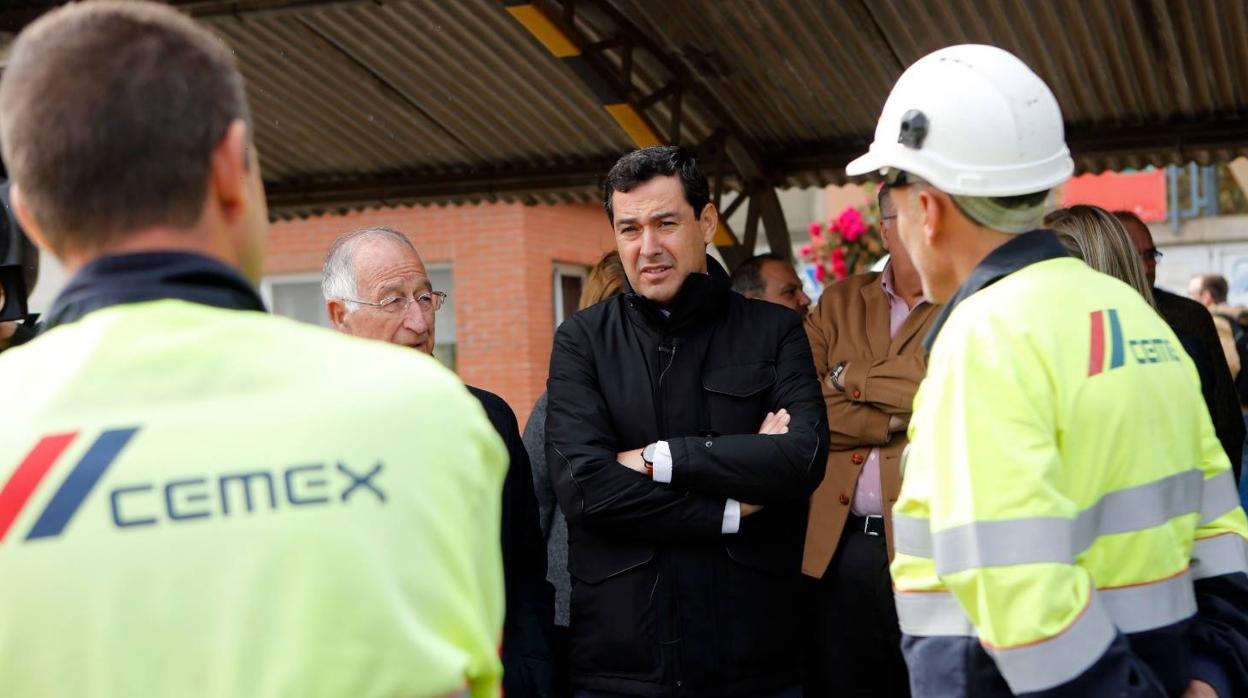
[322,226,417,307]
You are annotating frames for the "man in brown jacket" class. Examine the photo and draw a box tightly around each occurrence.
[802,187,938,697]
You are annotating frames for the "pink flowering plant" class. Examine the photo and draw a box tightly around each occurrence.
[800,203,885,286]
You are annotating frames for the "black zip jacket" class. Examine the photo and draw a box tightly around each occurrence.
[545,257,828,697]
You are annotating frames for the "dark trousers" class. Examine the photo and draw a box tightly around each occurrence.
[805,526,910,698]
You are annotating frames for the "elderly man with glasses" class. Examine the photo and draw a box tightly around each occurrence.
[323,226,555,698]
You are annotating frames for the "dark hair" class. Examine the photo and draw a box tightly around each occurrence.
[0,1,250,252]
[1111,210,1147,232]
[1195,273,1230,304]
[730,253,786,296]
[603,145,711,223]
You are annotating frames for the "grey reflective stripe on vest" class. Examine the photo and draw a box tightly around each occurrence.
[893,513,932,557]
[990,591,1117,694]
[894,470,1206,576]
[1099,569,1196,633]
[895,589,974,637]
[895,570,1197,638]
[1201,470,1240,524]
[931,516,1074,576]
[1192,532,1248,579]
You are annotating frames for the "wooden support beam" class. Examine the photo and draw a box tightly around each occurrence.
[637,82,679,110]
[720,191,746,221]
[669,90,683,145]
[757,187,792,262]
[742,189,761,255]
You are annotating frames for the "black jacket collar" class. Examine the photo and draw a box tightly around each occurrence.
[43,252,266,331]
[626,255,731,336]
[924,230,1069,351]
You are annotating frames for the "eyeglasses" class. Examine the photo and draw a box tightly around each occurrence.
[345,290,448,314]
[1141,248,1164,263]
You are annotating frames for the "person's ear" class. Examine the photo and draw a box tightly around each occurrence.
[209,119,251,224]
[9,184,55,257]
[916,187,944,246]
[326,298,350,331]
[698,203,719,245]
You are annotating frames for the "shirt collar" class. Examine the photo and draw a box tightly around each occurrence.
[880,262,899,301]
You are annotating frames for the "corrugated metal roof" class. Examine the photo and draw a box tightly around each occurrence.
[611,0,1248,181]
[9,0,1243,215]
[196,0,635,215]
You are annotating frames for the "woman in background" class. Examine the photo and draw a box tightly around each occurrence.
[522,250,627,695]
[1046,204,1156,308]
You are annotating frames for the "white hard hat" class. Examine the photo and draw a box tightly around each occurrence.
[846,44,1074,197]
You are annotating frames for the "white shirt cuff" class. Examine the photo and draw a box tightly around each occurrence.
[650,440,673,483]
[722,498,741,534]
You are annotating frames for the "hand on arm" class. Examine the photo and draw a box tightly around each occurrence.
[547,319,726,540]
[666,319,829,503]
[620,409,790,515]
[1182,680,1218,698]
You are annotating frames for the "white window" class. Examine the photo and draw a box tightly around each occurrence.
[553,263,588,328]
[427,266,456,370]
[260,273,329,328]
[262,265,457,370]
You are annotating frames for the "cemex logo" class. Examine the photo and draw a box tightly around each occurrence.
[1088,309,1182,377]
[0,428,386,544]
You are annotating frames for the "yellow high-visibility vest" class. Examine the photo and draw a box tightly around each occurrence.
[893,247,1248,695]
[0,300,506,698]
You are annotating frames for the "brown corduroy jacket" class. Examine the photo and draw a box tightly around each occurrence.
[801,271,938,577]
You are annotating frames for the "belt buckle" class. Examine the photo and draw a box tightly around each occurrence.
[862,515,883,536]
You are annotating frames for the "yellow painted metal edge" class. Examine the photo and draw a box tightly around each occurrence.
[506,5,580,58]
[604,103,662,147]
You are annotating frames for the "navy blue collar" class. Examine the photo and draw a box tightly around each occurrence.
[924,230,1070,351]
[42,252,266,331]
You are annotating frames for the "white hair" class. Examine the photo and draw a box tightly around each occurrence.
[321,226,417,309]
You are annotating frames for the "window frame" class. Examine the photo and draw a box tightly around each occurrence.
[553,263,589,328]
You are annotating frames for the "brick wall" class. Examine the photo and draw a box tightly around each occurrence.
[266,202,613,428]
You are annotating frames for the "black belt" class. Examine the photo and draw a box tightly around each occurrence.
[845,513,885,537]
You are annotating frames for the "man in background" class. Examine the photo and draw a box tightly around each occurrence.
[1118,211,1244,477]
[1190,273,1245,381]
[801,184,937,697]
[730,252,812,314]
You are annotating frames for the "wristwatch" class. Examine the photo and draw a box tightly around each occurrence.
[642,442,658,474]
[830,361,848,391]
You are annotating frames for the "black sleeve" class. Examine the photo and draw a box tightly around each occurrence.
[1188,572,1248,697]
[546,317,728,540]
[667,314,830,504]
[1181,319,1245,481]
[485,395,556,698]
